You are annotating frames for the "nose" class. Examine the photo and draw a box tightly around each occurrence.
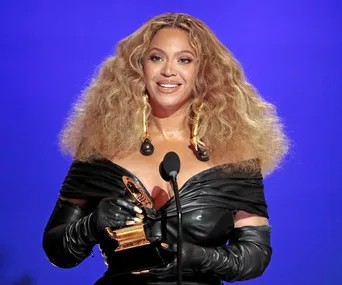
[161,61,176,77]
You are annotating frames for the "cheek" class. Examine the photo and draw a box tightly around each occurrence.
[143,64,150,81]
[143,65,157,94]
[145,60,160,72]
[143,60,151,74]
[182,68,196,85]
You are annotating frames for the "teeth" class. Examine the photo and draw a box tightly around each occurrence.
[159,84,179,88]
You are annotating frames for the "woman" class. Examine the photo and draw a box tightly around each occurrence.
[43,13,289,285]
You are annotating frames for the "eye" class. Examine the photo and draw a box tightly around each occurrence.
[178,58,193,64]
[149,55,163,62]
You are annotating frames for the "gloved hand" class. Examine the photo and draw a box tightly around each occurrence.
[88,197,143,242]
[142,218,164,244]
[141,226,272,282]
[43,197,143,268]
[142,242,205,278]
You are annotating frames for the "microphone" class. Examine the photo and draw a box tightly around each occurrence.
[159,152,183,285]
[160,151,180,180]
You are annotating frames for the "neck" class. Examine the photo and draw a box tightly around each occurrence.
[149,104,190,140]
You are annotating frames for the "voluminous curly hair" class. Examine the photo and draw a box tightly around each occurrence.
[59,13,289,176]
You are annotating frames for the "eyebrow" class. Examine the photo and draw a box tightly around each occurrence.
[148,47,196,57]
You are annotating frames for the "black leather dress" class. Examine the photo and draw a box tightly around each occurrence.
[59,158,268,285]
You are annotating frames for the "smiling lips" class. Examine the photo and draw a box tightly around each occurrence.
[156,81,182,94]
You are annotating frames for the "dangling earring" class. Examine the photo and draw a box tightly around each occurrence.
[190,102,209,161]
[140,93,154,156]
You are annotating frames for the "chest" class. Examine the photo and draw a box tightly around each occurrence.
[113,140,215,208]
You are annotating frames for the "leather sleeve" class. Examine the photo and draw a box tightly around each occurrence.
[201,225,272,282]
[42,198,96,268]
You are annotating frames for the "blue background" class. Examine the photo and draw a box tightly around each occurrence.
[0,1,341,284]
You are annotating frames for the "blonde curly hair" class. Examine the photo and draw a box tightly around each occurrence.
[59,13,289,176]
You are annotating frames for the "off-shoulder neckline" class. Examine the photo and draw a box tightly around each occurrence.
[101,158,261,210]
[70,157,261,211]
[97,157,260,191]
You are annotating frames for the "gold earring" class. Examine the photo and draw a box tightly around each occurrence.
[140,93,154,156]
[190,102,209,161]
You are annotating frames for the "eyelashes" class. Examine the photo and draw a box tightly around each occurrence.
[179,58,193,64]
[148,55,193,64]
[148,55,162,62]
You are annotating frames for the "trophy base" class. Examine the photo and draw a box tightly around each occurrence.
[106,243,172,275]
[105,224,150,251]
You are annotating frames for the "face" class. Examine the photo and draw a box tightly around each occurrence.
[144,28,197,116]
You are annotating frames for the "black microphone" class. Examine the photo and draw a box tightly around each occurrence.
[159,152,183,285]
[160,151,180,180]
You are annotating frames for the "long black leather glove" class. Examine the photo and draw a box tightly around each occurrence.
[43,197,142,268]
[145,225,272,282]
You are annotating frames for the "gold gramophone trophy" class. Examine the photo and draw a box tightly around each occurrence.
[104,175,170,273]
[105,176,154,251]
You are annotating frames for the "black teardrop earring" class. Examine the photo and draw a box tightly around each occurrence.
[190,102,209,162]
[140,93,154,156]
[196,146,209,162]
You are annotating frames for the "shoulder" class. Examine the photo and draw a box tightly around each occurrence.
[217,140,259,166]
[217,158,261,177]
[234,210,269,227]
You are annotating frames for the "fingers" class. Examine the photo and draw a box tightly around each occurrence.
[105,197,142,214]
[131,270,149,275]
[141,263,175,278]
[156,242,176,253]
[115,198,143,214]
[108,205,143,222]
[98,197,144,229]
[105,212,142,227]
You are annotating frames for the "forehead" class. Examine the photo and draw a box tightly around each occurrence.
[149,28,194,53]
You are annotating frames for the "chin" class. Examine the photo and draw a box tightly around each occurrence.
[150,98,188,116]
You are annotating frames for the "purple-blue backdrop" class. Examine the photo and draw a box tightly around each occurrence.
[1,1,341,284]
